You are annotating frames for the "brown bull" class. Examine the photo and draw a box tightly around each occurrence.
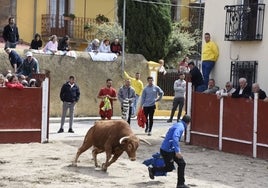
[72,119,149,171]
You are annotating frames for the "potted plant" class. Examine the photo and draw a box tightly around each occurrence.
[63,13,76,21]
[95,14,109,24]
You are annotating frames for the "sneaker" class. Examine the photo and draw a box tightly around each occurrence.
[148,167,154,180]
[167,119,172,123]
[57,128,64,133]
[147,132,152,136]
[177,184,190,188]
[68,128,74,133]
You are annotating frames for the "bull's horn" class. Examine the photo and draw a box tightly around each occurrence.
[119,136,130,144]
[139,138,151,145]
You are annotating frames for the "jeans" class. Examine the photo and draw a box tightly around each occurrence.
[202,61,215,86]
[143,105,156,133]
[60,101,76,129]
[169,97,185,121]
[152,149,186,186]
[132,95,139,116]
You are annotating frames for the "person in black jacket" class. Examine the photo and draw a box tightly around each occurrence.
[58,76,80,133]
[250,83,267,100]
[231,77,251,98]
[188,61,206,92]
[58,35,71,52]
[3,17,19,48]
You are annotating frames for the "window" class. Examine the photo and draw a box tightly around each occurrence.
[224,2,265,41]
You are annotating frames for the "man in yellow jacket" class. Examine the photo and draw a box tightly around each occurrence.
[124,71,144,117]
[202,33,219,87]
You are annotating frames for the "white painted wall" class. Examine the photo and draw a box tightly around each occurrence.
[203,0,268,92]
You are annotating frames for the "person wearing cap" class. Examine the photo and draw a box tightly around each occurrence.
[18,51,38,79]
[148,115,191,188]
[167,72,186,123]
[4,47,23,73]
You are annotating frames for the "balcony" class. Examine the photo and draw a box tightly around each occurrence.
[224,4,265,41]
[41,14,97,44]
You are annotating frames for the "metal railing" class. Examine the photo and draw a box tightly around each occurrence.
[230,61,258,88]
[224,4,265,41]
[41,14,97,41]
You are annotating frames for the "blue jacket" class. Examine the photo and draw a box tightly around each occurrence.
[60,82,80,103]
[141,84,164,107]
[8,50,22,70]
[160,121,187,153]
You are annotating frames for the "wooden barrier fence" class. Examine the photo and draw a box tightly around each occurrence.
[190,92,268,160]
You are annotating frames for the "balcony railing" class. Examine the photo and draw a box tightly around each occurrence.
[41,14,97,41]
[230,61,258,88]
[224,4,265,41]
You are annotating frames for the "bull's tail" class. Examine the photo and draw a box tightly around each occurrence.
[72,126,94,166]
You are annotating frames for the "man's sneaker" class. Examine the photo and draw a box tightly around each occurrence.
[167,119,172,123]
[148,167,154,180]
[147,132,152,136]
[57,128,64,133]
[177,184,190,188]
[68,128,74,133]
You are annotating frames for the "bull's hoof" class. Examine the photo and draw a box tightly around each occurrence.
[101,163,107,172]
[69,162,77,167]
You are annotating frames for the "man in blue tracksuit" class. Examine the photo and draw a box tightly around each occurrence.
[148,115,191,188]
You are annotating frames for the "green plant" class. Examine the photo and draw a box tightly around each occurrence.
[95,14,109,24]
[84,23,95,31]
[63,13,76,20]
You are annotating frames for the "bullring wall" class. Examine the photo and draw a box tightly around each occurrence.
[0,50,149,117]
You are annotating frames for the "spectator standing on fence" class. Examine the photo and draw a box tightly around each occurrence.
[250,83,267,100]
[202,33,219,87]
[58,76,80,133]
[3,17,19,48]
[118,79,136,124]
[124,71,144,117]
[167,72,186,123]
[148,115,191,188]
[140,76,164,136]
[231,77,251,98]
[216,81,236,98]
[203,78,219,94]
[4,47,23,73]
[188,61,206,92]
[30,33,43,50]
[18,51,38,79]
[97,78,117,120]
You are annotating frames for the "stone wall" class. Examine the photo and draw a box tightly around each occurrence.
[0,50,149,117]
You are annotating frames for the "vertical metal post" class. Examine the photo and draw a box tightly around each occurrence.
[122,0,126,76]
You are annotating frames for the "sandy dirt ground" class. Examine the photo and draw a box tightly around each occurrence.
[0,118,268,188]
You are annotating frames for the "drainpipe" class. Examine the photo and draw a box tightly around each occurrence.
[121,0,126,76]
[33,0,37,36]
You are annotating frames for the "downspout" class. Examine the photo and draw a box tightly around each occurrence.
[33,0,37,35]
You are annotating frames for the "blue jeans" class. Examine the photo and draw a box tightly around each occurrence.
[132,95,139,116]
[202,61,215,86]
[195,84,207,92]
